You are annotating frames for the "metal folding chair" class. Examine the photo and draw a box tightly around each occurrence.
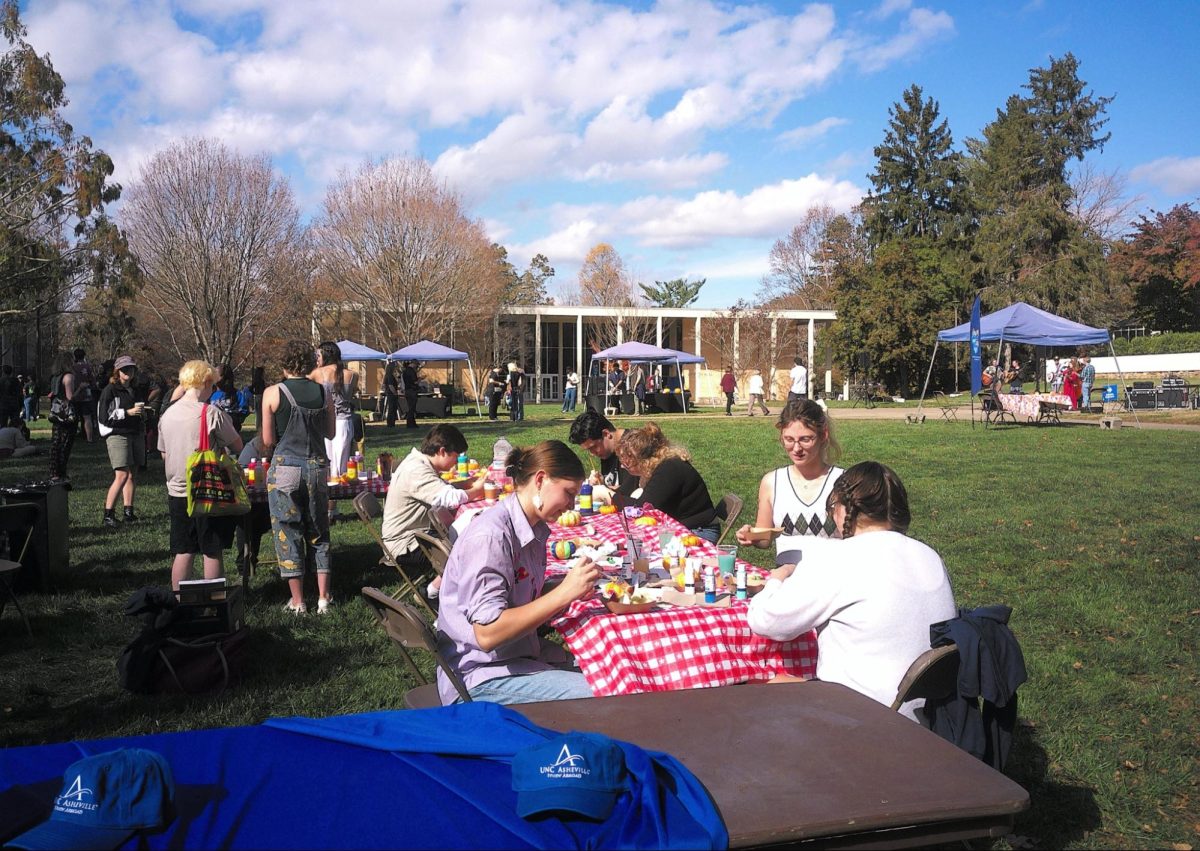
[933,392,958,423]
[0,503,36,636]
[351,491,436,616]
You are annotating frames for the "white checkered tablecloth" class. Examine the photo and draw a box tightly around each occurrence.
[552,597,818,696]
[999,392,1074,420]
[247,475,389,503]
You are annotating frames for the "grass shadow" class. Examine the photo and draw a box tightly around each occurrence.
[1005,722,1102,848]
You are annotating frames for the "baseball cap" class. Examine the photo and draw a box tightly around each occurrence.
[7,749,175,850]
[512,733,626,821]
[113,356,137,372]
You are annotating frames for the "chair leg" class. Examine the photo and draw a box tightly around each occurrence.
[392,567,436,617]
[2,581,32,637]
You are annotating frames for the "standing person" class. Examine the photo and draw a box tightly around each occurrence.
[311,341,358,479]
[47,353,77,482]
[568,410,636,498]
[487,363,508,421]
[787,357,808,403]
[251,366,267,427]
[616,423,720,541]
[21,374,37,421]
[608,361,626,396]
[382,361,401,428]
[507,362,525,422]
[435,440,602,705]
[630,362,647,415]
[561,368,579,414]
[98,356,147,527]
[746,368,770,416]
[1047,357,1062,393]
[1061,358,1082,410]
[0,366,21,427]
[736,398,844,562]
[262,340,336,615]
[747,462,956,720]
[403,360,420,429]
[1079,356,1096,412]
[158,360,243,590]
[72,348,99,443]
[719,366,736,416]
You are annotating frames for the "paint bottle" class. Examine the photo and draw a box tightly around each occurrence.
[735,563,747,601]
[703,566,716,604]
[246,458,257,486]
[346,455,358,481]
[457,452,468,476]
[579,482,593,514]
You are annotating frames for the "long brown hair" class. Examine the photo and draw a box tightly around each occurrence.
[827,461,911,538]
[506,440,585,486]
[616,422,690,482]
[776,397,841,466]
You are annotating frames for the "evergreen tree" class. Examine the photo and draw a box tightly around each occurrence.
[639,277,704,308]
[862,84,966,245]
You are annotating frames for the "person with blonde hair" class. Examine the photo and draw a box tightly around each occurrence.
[158,359,244,589]
[616,422,719,541]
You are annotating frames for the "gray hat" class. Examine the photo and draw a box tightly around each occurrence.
[113,355,137,371]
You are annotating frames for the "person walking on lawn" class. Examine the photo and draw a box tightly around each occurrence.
[720,366,736,416]
[746,368,770,416]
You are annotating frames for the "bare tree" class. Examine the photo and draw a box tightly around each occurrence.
[122,138,308,367]
[1070,162,1142,242]
[758,205,840,308]
[314,158,504,350]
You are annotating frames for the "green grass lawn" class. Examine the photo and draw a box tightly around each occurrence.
[2,407,1198,849]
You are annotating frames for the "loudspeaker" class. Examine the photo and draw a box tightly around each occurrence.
[1158,388,1186,408]
[1127,389,1157,410]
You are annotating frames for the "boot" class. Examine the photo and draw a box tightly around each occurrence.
[123,506,137,523]
[103,508,118,528]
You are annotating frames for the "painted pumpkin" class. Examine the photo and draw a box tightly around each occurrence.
[680,534,701,547]
[598,504,618,515]
[558,510,582,527]
[633,516,658,526]
[552,540,577,559]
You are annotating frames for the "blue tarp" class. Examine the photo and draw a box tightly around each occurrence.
[389,340,470,361]
[335,340,389,361]
[0,703,727,850]
[937,301,1110,346]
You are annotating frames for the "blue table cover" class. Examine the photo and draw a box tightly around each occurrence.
[0,702,727,850]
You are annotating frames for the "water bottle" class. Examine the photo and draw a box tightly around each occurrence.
[457,452,468,476]
[579,482,593,514]
[492,436,513,473]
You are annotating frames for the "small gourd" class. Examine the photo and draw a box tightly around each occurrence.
[680,534,701,547]
[633,515,659,526]
[598,504,618,515]
[552,540,577,559]
[558,510,582,527]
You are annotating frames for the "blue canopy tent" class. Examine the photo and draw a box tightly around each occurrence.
[334,340,389,362]
[917,301,1136,424]
[387,340,483,418]
[589,341,705,414]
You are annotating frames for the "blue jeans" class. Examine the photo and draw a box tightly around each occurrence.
[466,669,594,705]
[267,455,331,578]
[1080,383,1092,410]
[693,523,721,544]
[22,397,35,420]
[561,387,577,412]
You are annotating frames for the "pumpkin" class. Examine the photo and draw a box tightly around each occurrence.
[598,504,618,515]
[557,510,582,527]
[552,540,577,559]
[633,516,658,526]
[680,534,701,547]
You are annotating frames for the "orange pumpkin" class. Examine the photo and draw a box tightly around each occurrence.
[598,504,618,515]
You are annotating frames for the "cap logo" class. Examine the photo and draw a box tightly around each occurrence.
[541,745,590,778]
[55,775,98,813]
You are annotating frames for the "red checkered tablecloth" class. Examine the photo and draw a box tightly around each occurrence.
[247,475,389,503]
[552,597,817,696]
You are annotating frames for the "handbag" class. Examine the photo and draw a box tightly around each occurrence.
[186,403,251,517]
[47,375,77,425]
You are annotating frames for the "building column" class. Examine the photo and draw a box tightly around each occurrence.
[694,316,702,396]
[534,312,543,403]
[616,315,623,345]
[656,315,663,348]
[577,311,584,396]
[807,317,815,397]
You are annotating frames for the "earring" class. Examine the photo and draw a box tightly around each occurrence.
[532,491,543,511]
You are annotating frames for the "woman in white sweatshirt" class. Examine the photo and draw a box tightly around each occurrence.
[746,461,956,721]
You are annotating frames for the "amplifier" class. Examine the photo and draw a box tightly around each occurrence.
[1131,381,1154,390]
[1127,389,1158,410]
[174,584,245,636]
[1158,388,1187,408]
[1162,377,1186,387]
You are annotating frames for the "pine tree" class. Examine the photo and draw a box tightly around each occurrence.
[640,278,704,308]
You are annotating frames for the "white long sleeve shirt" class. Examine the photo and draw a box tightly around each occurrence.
[747,532,956,721]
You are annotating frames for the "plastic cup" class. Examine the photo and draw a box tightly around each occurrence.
[483,481,498,503]
[716,544,737,576]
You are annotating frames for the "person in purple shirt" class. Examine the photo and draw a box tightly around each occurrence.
[435,440,603,705]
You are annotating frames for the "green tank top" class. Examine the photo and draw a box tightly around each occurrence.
[273,378,324,437]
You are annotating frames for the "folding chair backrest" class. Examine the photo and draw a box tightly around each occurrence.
[428,511,452,545]
[352,491,396,567]
[715,493,744,546]
[412,531,451,577]
[0,503,38,563]
[360,587,471,704]
[890,644,959,710]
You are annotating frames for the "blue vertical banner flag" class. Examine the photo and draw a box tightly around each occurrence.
[969,295,982,396]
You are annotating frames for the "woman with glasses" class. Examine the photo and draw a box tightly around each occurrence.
[736,398,843,560]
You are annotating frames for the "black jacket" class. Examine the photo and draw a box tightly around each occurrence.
[925,605,1027,771]
[97,382,144,436]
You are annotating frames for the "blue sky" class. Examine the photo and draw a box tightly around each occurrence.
[22,0,1200,307]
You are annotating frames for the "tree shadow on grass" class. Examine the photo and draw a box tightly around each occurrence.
[1003,722,1101,848]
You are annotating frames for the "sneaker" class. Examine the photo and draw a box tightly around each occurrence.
[316,596,334,615]
[425,580,440,601]
[284,599,307,615]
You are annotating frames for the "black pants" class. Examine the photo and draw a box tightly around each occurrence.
[404,391,418,428]
[488,390,503,420]
[49,421,76,478]
[384,392,398,427]
[724,392,734,414]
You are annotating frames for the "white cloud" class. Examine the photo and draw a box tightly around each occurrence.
[510,219,609,266]
[575,154,729,190]
[857,7,955,72]
[1130,156,1200,196]
[777,117,851,147]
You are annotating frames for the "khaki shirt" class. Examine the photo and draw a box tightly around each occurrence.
[382,448,461,556]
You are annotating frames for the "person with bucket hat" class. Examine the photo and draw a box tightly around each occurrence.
[97,355,147,528]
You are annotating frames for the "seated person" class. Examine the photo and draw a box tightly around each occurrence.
[568,410,637,499]
[0,423,39,458]
[435,440,602,705]
[1005,360,1024,394]
[616,423,719,542]
[746,462,956,721]
[382,425,486,572]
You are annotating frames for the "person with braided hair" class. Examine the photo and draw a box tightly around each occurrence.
[746,462,957,722]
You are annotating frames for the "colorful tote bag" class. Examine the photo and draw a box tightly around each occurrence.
[186,404,250,517]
